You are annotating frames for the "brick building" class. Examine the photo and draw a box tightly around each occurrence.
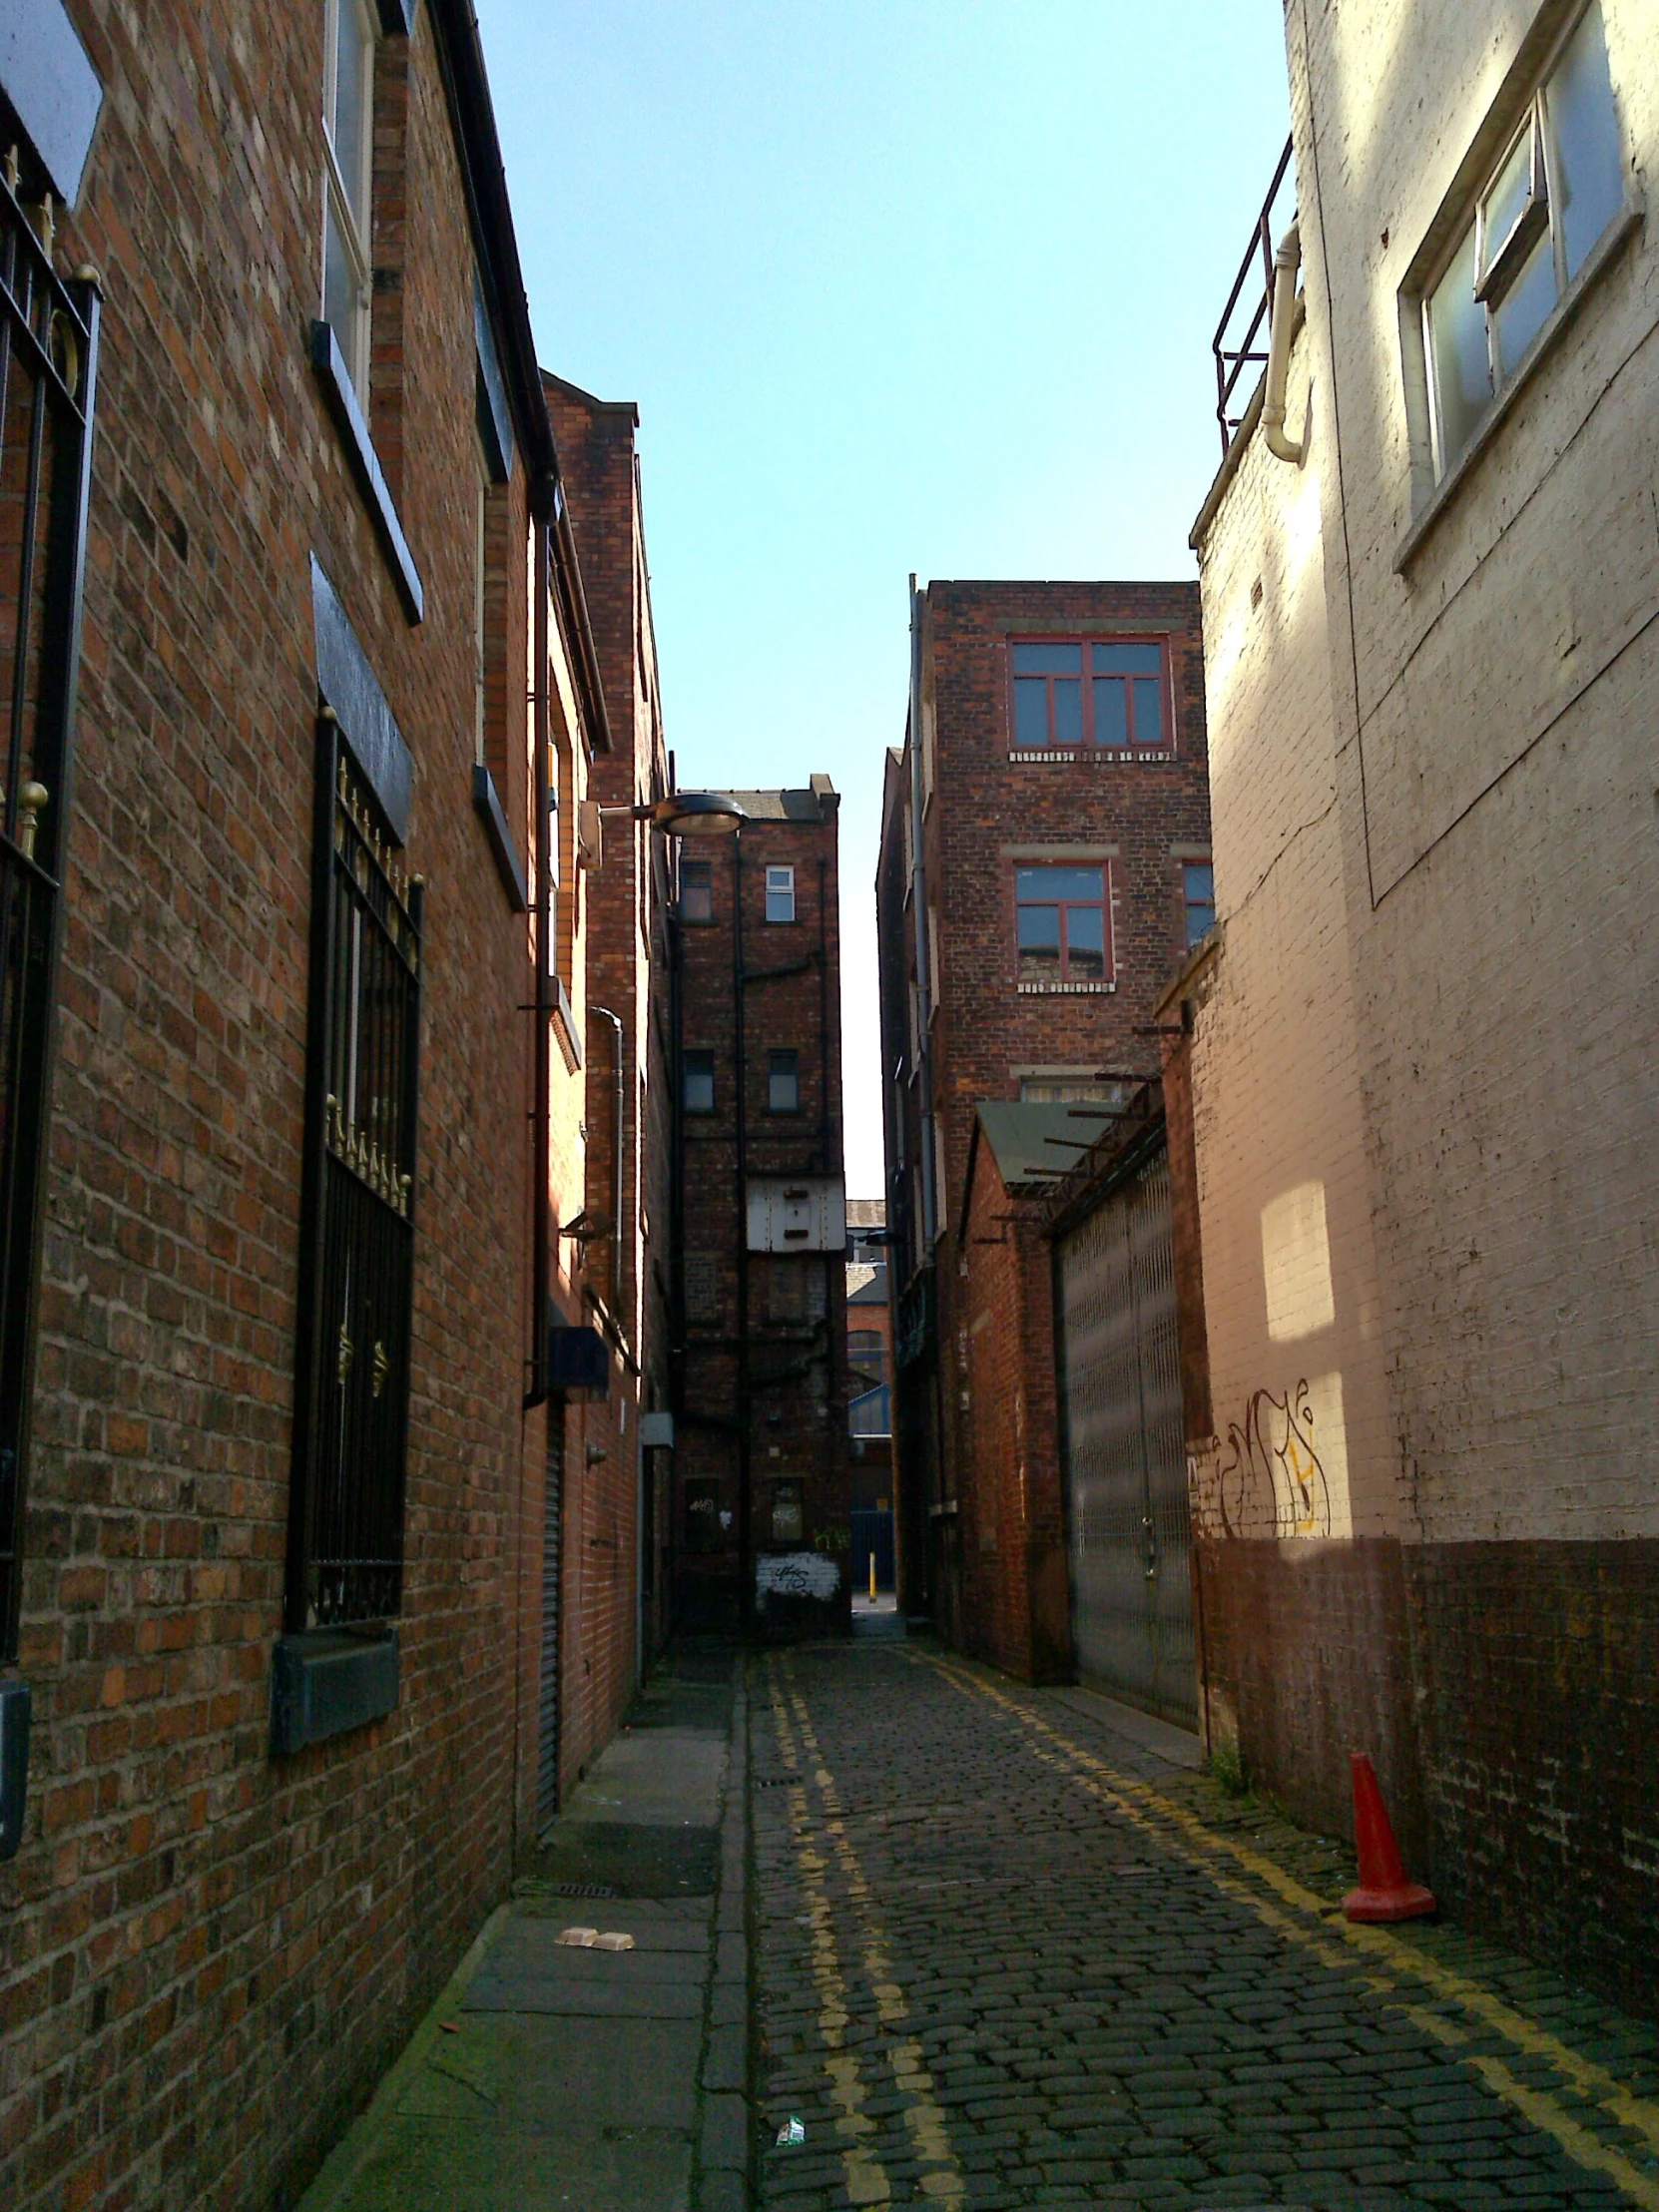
[1179,0,1658,2017]
[876,581,1210,1677]
[542,373,676,1748]
[672,785,850,1639]
[844,1200,893,1592]
[0,4,658,2206]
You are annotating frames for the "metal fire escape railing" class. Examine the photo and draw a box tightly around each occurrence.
[1211,136,1296,457]
[0,167,101,1665]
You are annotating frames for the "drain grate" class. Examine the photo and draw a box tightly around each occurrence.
[538,1881,617,1899]
[753,1777,807,1791]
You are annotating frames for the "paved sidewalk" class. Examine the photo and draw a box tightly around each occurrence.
[754,1640,1659,2212]
[298,1645,754,2212]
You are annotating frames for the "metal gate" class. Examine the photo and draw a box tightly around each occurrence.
[537,1409,564,1831]
[1056,1146,1195,1728]
[849,1506,895,1592]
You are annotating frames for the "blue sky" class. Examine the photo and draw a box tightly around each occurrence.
[479,1,1293,1199]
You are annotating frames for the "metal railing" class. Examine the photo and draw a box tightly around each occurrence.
[287,729,422,1629]
[1211,136,1296,457]
[0,164,100,1662]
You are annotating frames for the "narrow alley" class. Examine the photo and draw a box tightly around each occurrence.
[752,1645,1659,2212]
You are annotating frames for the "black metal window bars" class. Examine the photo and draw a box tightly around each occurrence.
[0,161,100,1662]
[1212,137,1296,457]
[286,720,422,1631]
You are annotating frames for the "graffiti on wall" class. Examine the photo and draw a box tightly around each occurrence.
[1217,1379,1334,1538]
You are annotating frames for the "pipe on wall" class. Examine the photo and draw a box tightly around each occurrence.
[593,1003,625,1322]
[1261,221,1306,466]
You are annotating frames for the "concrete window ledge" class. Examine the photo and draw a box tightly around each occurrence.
[309,321,425,624]
[271,1627,399,1757]
[472,764,529,910]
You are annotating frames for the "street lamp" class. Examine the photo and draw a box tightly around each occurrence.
[604,792,748,836]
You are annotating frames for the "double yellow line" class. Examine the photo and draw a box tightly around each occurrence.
[913,1646,1659,2212]
[764,1655,967,2207]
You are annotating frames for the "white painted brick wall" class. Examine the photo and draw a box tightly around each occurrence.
[1195,0,1659,1545]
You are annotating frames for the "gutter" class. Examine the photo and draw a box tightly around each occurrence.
[428,0,557,485]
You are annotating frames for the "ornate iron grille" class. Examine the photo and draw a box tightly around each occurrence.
[286,721,421,1630]
[0,171,100,1662]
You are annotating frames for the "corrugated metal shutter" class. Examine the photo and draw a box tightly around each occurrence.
[1057,1146,1195,1728]
[537,1409,564,1832]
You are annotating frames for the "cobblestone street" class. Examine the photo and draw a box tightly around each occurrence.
[752,1644,1659,2212]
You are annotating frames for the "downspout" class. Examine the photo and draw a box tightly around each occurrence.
[525,482,556,1407]
[1261,221,1306,466]
[906,577,936,1245]
[593,1003,625,1321]
[734,830,753,1636]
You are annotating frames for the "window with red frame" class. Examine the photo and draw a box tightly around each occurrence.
[1009,638,1170,750]
[1015,864,1111,985]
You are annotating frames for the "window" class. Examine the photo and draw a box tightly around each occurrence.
[288,727,421,1630]
[848,1330,885,1388]
[0,218,98,1668]
[765,863,796,922]
[1014,865,1111,988]
[1183,860,1216,946]
[683,1049,715,1114]
[1010,639,1170,751]
[1019,1078,1126,1105]
[473,444,489,766]
[681,857,713,923]
[768,1049,800,1113]
[1423,2,1624,478]
[322,0,376,398]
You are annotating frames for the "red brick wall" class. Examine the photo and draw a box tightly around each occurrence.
[0,7,550,2207]
[913,580,1208,1656]
[542,377,676,1773]
[674,799,849,1637]
[954,1153,1071,1682]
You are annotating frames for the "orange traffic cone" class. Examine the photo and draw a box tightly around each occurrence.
[1343,1753,1436,1923]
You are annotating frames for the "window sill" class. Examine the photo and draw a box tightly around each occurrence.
[1007,749,1175,766]
[310,320,425,624]
[271,1627,399,1756]
[472,764,528,911]
[1396,196,1644,572]
[1018,980,1115,995]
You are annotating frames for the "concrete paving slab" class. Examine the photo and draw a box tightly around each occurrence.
[298,1647,750,2212]
[564,1726,729,1827]
[501,1911,712,1955]
[518,1817,721,1898]
[463,1974,708,2019]
[331,2113,692,2211]
[1048,1683,1205,1768]
[396,2014,703,2132]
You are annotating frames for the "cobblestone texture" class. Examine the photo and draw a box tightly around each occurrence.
[751,1643,1659,2211]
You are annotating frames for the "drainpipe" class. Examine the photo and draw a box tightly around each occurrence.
[1262,221,1306,466]
[525,481,556,1408]
[734,830,753,1636]
[906,577,937,1246]
[593,1004,625,1321]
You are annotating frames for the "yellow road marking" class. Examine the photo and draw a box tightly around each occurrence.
[766,1665,891,2206]
[782,1659,968,2209]
[913,1648,1659,2208]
